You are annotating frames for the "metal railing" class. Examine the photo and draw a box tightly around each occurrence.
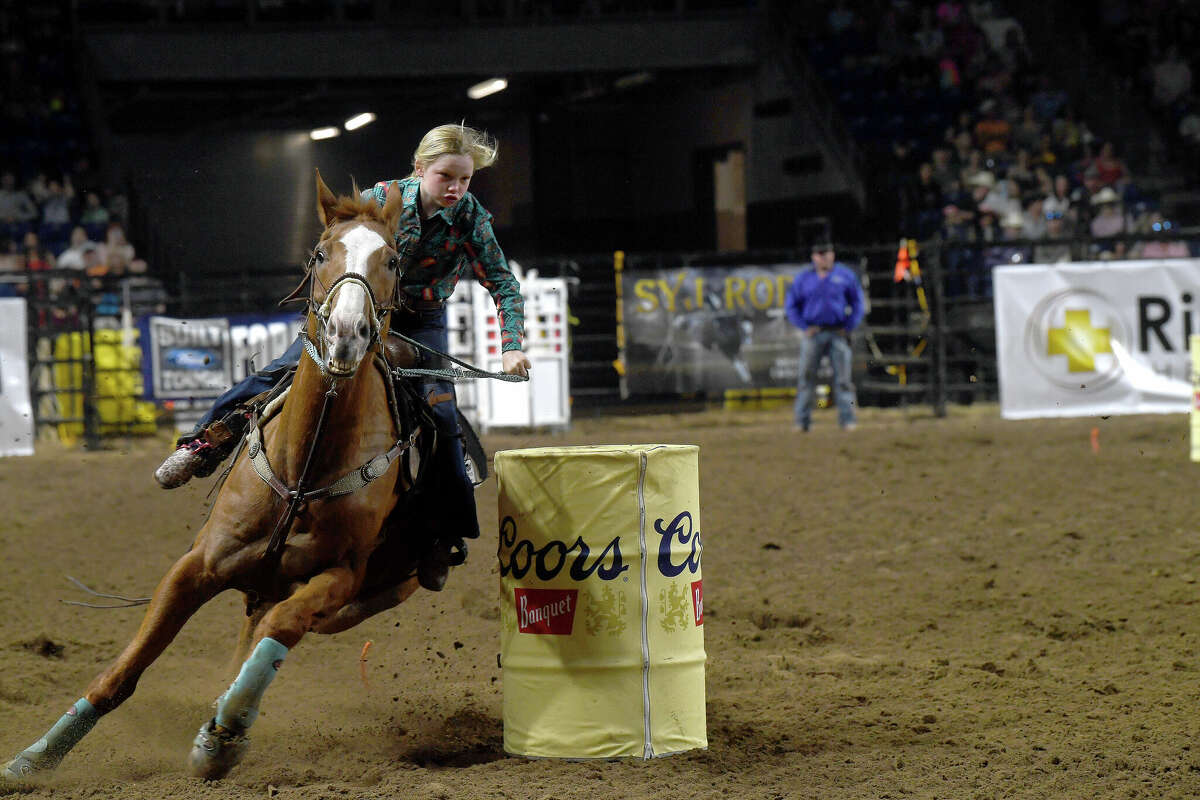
[10,231,1197,439]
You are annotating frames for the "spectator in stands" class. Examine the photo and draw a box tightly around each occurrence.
[974,99,1012,153]
[21,231,55,272]
[1033,132,1059,168]
[1013,107,1042,152]
[1022,196,1047,239]
[785,238,863,433]
[0,172,38,229]
[976,206,1002,244]
[1089,186,1127,238]
[105,189,130,228]
[1032,164,1054,196]
[56,227,98,271]
[1063,112,1098,165]
[1152,45,1193,109]
[930,146,957,191]
[1088,141,1129,189]
[1129,210,1189,258]
[941,177,976,241]
[980,210,1030,291]
[904,162,947,238]
[1179,97,1200,145]
[966,169,996,213]
[1034,210,1073,263]
[103,223,135,272]
[1030,76,1069,123]
[28,173,49,205]
[21,230,56,326]
[1042,173,1072,217]
[79,191,109,232]
[1007,148,1035,191]
[39,177,73,227]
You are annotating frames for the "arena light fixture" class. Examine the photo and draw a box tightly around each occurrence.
[309,126,341,141]
[467,77,508,100]
[344,112,376,131]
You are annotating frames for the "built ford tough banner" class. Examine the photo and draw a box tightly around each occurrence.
[620,264,807,396]
[140,312,304,402]
[994,260,1197,419]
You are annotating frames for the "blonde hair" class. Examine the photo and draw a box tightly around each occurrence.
[410,123,498,176]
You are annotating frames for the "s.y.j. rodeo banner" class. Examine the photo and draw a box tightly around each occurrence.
[621,264,807,396]
[994,259,1198,419]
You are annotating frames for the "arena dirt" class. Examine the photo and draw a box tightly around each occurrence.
[1,404,1198,799]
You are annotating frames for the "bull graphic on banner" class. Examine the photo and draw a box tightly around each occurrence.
[621,264,806,395]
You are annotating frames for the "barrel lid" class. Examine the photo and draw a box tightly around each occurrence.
[496,444,697,460]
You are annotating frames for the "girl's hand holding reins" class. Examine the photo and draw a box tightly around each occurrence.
[502,349,532,379]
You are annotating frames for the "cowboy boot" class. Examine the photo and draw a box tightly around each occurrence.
[154,413,249,489]
[417,537,467,592]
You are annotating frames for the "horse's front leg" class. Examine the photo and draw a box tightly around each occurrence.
[311,576,421,635]
[3,548,218,781]
[188,564,358,780]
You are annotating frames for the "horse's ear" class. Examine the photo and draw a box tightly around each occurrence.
[315,169,338,228]
[381,181,404,234]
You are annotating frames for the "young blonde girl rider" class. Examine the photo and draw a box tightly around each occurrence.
[154,123,531,590]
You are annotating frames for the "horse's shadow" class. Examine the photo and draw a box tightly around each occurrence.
[396,708,506,768]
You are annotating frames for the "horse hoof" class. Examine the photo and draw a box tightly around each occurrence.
[3,741,59,783]
[3,754,45,783]
[187,718,249,781]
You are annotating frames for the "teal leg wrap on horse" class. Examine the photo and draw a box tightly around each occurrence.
[215,637,288,733]
[4,698,99,778]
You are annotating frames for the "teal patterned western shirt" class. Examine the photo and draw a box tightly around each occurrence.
[364,177,525,352]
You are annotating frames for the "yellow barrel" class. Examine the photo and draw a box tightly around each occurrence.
[496,444,706,759]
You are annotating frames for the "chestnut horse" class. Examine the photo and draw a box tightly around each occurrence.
[3,172,433,783]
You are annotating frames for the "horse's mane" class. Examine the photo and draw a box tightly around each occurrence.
[324,182,389,226]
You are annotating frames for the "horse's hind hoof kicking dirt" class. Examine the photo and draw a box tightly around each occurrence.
[187,718,250,781]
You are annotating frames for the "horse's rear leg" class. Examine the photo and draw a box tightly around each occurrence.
[188,565,356,780]
[3,549,216,781]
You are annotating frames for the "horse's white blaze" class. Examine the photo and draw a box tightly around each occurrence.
[329,225,388,339]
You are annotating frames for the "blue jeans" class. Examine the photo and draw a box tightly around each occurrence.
[197,307,478,541]
[795,330,857,428]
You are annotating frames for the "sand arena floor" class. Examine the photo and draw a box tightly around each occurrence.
[0,404,1198,799]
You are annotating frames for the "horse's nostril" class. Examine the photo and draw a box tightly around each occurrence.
[358,322,369,339]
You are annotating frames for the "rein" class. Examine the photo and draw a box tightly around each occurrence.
[388,330,529,383]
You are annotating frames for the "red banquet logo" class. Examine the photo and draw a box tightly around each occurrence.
[692,579,704,626]
[515,588,579,635]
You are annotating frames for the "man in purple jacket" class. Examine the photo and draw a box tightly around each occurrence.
[784,239,864,432]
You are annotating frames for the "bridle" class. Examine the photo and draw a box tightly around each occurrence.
[299,232,403,381]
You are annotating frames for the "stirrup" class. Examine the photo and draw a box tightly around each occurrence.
[187,718,250,781]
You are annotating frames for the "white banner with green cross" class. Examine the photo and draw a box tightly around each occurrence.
[994,259,1198,420]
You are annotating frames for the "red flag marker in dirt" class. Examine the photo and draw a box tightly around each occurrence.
[359,640,372,688]
[1090,427,1100,454]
